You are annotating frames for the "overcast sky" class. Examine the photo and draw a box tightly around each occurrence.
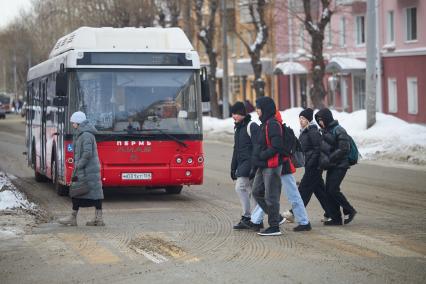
[0,0,32,28]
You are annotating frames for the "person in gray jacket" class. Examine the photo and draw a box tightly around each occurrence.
[58,111,104,226]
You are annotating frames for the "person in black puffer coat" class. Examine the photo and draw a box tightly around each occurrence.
[315,108,357,226]
[297,108,329,220]
[230,102,262,230]
[252,97,284,236]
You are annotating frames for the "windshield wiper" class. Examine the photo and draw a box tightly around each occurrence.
[142,128,188,148]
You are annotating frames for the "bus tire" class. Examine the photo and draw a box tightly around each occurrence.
[52,154,69,196]
[32,145,47,182]
[165,186,183,195]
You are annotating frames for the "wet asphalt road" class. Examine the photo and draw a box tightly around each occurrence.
[0,115,425,284]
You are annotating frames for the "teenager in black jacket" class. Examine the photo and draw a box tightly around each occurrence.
[315,108,357,225]
[230,102,263,230]
[252,97,284,236]
[297,108,329,221]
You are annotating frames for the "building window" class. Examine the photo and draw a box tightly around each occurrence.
[387,11,394,43]
[327,23,332,47]
[299,24,305,49]
[340,16,346,47]
[406,7,417,41]
[407,77,418,114]
[387,78,397,113]
[230,76,241,98]
[355,15,365,45]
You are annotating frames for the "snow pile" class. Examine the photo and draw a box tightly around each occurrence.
[203,108,426,166]
[0,172,39,239]
[0,172,36,211]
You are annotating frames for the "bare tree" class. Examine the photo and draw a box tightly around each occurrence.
[235,0,268,98]
[195,0,220,118]
[302,0,333,108]
[157,0,181,27]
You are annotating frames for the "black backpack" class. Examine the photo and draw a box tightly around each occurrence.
[281,124,305,168]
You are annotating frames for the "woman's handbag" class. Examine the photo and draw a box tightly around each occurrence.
[69,171,90,198]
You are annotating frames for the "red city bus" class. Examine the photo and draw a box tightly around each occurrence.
[25,27,209,195]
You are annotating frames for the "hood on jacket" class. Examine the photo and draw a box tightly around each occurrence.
[315,108,334,128]
[76,120,98,136]
[256,96,276,123]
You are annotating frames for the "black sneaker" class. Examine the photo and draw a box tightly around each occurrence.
[249,221,264,232]
[233,216,251,230]
[293,222,312,232]
[324,219,343,226]
[257,226,282,236]
[344,210,357,224]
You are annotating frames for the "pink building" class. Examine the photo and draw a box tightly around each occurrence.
[273,0,368,112]
[273,0,426,123]
[380,0,426,123]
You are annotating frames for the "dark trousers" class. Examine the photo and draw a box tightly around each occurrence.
[72,198,102,211]
[298,167,329,217]
[252,166,282,227]
[325,168,355,221]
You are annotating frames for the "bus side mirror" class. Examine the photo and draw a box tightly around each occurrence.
[53,96,68,107]
[56,70,68,96]
[200,67,210,102]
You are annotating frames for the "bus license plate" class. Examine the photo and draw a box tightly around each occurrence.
[122,173,152,180]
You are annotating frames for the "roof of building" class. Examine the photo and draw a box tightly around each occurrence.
[326,57,366,72]
[274,62,308,75]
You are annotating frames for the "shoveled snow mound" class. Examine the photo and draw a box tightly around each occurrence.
[0,172,36,211]
[203,108,426,165]
[0,172,39,240]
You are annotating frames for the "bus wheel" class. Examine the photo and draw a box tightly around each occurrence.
[32,147,47,182]
[52,155,69,196]
[165,186,183,195]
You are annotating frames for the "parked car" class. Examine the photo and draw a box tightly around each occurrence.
[0,104,6,119]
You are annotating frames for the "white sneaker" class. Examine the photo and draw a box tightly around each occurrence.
[321,217,332,222]
[282,210,294,223]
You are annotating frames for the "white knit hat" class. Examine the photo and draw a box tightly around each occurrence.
[70,111,86,124]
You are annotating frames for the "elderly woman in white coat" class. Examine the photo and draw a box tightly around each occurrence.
[58,111,105,226]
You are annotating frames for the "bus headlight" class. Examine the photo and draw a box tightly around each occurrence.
[197,156,204,163]
[176,157,182,164]
[187,157,193,164]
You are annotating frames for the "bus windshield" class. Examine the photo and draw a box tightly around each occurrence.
[69,69,202,135]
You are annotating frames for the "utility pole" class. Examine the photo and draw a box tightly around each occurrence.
[221,0,229,118]
[287,0,294,108]
[375,0,382,112]
[13,52,17,102]
[366,0,376,128]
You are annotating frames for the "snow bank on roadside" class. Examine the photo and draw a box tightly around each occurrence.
[203,109,426,165]
[0,172,36,211]
[0,172,38,239]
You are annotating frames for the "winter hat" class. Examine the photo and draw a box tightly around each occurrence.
[299,108,314,122]
[230,101,247,116]
[315,108,334,127]
[70,111,87,124]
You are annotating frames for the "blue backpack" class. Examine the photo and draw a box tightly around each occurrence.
[332,125,360,166]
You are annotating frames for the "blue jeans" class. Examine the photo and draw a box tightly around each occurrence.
[250,204,265,224]
[281,174,310,225]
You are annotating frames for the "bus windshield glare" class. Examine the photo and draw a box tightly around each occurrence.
[69,69,202,135]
